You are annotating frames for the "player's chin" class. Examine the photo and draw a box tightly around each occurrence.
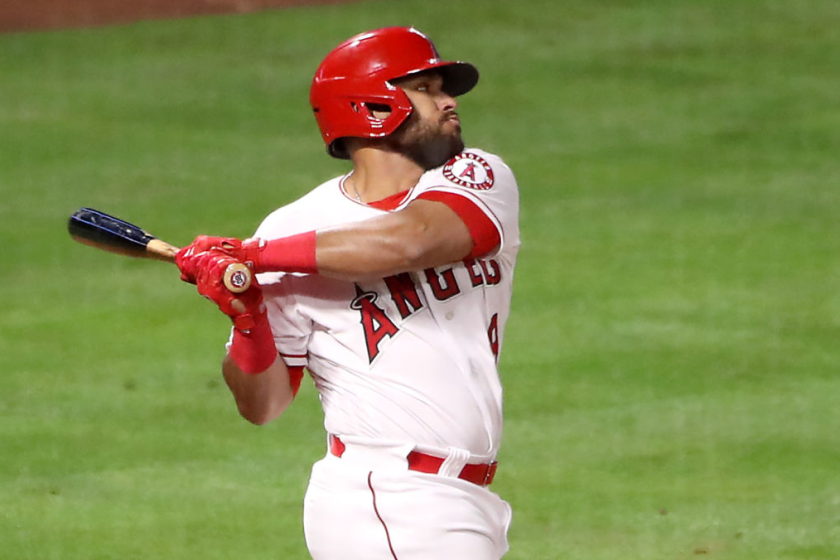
[446,131,465,157]
[396,124,464,169]
[425,135,464,169]
[437,121,464,148]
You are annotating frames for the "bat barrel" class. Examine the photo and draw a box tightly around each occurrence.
[68,207,157,259]
[68,207,252,294]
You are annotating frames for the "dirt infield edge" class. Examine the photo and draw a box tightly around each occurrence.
[1,0,359,33]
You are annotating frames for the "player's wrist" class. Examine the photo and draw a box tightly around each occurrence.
[229,311,276,374]
[244,232,318,274]
[239,238,265,272]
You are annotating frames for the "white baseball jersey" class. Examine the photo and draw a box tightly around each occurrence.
[248,148,520,458]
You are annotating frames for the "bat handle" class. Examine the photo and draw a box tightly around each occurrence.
[223,262,252,294]
[152,239,251,294]
[225,264,253,316]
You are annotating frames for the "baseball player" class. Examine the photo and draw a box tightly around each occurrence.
[176,27,521,559]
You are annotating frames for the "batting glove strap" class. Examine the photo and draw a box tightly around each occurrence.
[232,312,256,332]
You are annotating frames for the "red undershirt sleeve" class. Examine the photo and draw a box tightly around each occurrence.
[415,191,501,258]
[287,365,305,396]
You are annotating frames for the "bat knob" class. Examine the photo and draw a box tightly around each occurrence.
[223,263,252,293]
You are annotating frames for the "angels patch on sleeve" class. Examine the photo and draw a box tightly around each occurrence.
[443,152,495,190]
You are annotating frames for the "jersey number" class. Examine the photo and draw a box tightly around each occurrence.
[488,313,500,361]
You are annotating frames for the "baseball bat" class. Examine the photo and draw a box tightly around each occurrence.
[67,207,252,293]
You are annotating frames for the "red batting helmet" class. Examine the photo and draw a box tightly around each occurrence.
[310,27,479,159]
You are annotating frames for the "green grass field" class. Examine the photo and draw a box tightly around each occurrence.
[2,0,839,558]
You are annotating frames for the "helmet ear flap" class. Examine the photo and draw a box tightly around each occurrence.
[315,83,414,159]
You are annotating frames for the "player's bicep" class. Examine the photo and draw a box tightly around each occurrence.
[414,191,501,258]
[399,198,474,265]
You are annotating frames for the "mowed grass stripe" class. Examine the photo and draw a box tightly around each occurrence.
[1,0,838,558]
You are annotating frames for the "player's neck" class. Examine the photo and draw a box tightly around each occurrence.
[347,147,425,203]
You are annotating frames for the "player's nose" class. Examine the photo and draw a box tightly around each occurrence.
[439,92,458,112]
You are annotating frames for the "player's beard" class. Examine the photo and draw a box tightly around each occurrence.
[388,111,464,170]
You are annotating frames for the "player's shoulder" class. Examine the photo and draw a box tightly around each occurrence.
[462,147,511,168]
[421,147,517,193]
[254,175,344,238]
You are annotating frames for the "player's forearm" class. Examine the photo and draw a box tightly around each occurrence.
[249,200,473,281]
[222,354,295,425]
[314,214,470,280]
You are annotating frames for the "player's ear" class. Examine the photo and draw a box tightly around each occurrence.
[365,102,392,120]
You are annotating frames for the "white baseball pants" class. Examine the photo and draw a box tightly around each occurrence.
[302,439,512,559]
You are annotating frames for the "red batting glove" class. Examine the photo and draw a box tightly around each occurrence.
[182,237,274,274]
[176,236,244,283]
[181,249,277,374]
[192,251,261,330]
[176,231,318,278]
